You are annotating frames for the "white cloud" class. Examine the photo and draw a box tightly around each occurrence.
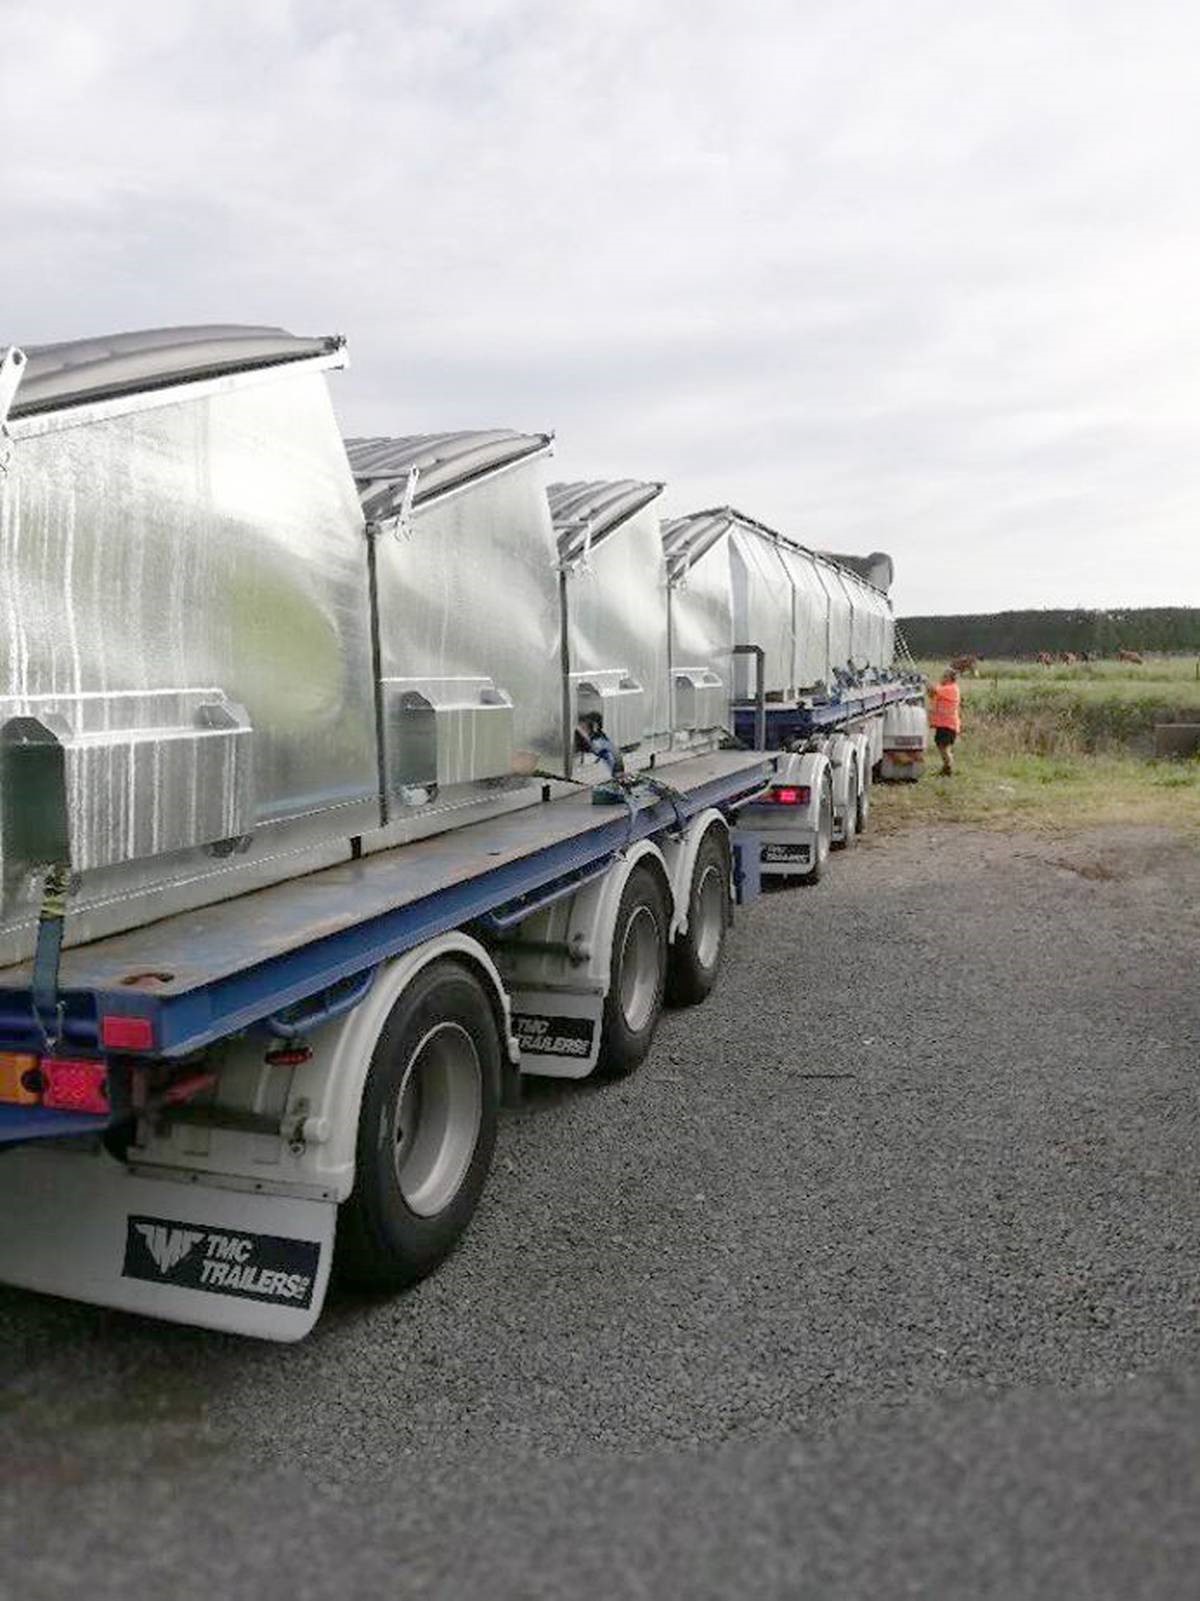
[3,0,1199,612]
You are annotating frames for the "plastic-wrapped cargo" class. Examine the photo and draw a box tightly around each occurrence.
[345,433,562,829]
[547,479,670,774]
[0,326,378,965]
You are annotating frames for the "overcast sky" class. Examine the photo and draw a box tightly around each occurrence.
[5,0,1199,615]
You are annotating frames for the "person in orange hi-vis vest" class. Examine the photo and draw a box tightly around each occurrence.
[928,667,962,776]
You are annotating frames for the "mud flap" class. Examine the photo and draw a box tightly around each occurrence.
[509,990,603,1079]
[0,1143,335,1341]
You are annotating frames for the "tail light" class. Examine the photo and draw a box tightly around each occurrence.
[763,785,811,806]
[41,1058,109,1115]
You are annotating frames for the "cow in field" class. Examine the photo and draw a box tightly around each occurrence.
[950,653,981,676]
[1036,651,1055,666]
[1117,648,1144,664]
[1060,651,1079,665]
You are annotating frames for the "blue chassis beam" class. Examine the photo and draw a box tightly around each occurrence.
[0,756,773,1069]
[732,682,913,745]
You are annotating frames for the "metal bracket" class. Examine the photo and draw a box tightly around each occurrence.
[264,967,378,1041]
[557,516,596,575]
[0,346,27,475]
[367,466,420,542]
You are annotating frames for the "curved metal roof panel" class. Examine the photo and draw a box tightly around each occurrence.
[664,507,889,597]
[346,430,552,516]
[661,508,737,578]
[547,478,665,564]
[8,325,344,418]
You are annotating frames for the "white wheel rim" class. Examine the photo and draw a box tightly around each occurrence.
[693,864,724,970]
[392,1022,482,1217]
[618,904,660,1033]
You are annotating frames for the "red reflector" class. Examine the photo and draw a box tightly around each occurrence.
[100,1014,155,1051]
[770,785,811,806]
[264,1045,313,1067]
[41,1058,109,1115]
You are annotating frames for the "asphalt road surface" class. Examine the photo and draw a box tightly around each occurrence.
[2,822,1197,1599]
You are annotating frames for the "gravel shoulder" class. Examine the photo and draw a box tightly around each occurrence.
[2,821,1197,1597]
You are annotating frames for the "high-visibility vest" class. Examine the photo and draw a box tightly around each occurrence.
[930,682,961,732]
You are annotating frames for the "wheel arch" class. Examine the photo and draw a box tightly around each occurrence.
[287,932,514,1203]
[657,808,730,941]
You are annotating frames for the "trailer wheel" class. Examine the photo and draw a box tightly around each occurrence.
[337,959,501,1291]
[800,774,834,885]
[833,761,858,852]
[595,863,669,1078]
[667,827,730,1007]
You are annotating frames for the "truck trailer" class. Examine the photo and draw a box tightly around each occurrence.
[0,325,922,1339]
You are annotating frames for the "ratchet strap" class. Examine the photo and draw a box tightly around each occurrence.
[31,862,71,1049]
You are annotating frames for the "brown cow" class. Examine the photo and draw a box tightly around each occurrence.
[950,653,980,676]
[1117,648,1144,664]
[1037,651,1055,666]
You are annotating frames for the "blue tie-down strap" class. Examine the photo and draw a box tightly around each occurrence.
[0,1102,109,1149]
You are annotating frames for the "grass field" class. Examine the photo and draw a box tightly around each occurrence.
[875,657,1200,837]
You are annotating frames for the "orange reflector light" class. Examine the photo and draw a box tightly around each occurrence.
[41,1059,109,1115]
[0,1051,41,1106]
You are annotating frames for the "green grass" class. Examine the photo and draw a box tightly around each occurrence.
[913,656,1200,753]
[874,746,1200,837]
[874,657,1200,837]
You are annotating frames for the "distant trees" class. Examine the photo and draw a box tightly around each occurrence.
[899,608,1200,658]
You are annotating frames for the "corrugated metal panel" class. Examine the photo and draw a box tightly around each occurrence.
[548,479,664,565]
[666,508,892,680]
[346,431,552,517]
[661,509,736,581]
[10,326,343,418]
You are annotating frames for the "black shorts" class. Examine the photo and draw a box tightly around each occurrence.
[934,727,957,747]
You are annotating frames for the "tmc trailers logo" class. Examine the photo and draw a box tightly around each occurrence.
[136,1223,206,1275]
[123,1213,321,1309]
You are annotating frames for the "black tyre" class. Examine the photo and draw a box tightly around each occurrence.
[832,762,857,852]
[337,959,501,1292]
[594,863,669,1079]
[855,766,870,833]
[666,827,731,1007]
[800,774,834,885]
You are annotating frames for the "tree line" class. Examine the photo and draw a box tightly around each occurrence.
[898,607,1200,659]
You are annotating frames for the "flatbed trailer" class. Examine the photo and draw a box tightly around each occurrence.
[0,750,774,1339]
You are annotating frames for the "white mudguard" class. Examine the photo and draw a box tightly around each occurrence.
[495,840,672,1079]
[737,751,830,877]
[0,1142,335,1341]
[827,734,857,842]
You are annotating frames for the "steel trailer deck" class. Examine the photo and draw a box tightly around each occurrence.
[0,752,773,1083]
[732,680,915,746]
